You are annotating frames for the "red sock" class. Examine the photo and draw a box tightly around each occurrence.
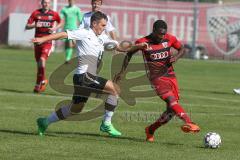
[36,67,45,84]
[171,104,191,123]
[149,111,174,134]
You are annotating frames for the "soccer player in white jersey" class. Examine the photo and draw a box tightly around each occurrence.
[79,0,117,40]
[32,11,147,137]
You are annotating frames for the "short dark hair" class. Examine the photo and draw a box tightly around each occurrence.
[90,11,108,26]
[153,20,167,34]
[91,0,102,4]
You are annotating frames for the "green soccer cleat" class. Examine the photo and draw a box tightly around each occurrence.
[100,121,122,137]
[37,117,49,136]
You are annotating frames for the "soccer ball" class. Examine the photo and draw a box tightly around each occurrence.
[204,132,222,149]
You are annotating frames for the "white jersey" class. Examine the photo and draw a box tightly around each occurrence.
[79,11,115,32]
[67,28,118,75]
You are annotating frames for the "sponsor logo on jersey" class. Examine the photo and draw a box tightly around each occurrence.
[150,51,169,60]
[36,21,51,27]
[207,7,240,55]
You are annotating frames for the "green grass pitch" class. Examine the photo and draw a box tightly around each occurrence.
[0,47,240,160]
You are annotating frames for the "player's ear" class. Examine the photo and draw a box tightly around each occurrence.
[152,27,156,33]
[92,21,98,28]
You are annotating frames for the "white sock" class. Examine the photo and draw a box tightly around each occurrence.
[103,110,114,124]
[47,112,59,124]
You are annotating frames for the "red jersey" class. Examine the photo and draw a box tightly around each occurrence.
[135,33,182,81]
[27,9,61,40]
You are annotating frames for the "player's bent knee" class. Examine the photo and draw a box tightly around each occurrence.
[113,83,121,95]
[38,57,46,66]
[40,57,46,62]
[166,107,175,118]
[162,94,177,107]
[104,80,120,95]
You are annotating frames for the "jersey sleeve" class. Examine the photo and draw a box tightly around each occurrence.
[67,28,87,40]
[171,35,182,50]
[54,12,61,23]
[60,8,65,20]
[105,15,115,32]
[134,38,146,53]
[27,12,36,24]
[135,39,142,45]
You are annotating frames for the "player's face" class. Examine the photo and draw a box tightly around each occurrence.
[92,0,102,12]
[68,0,74,6]
[41,0,51,10]
[152,28,167,43]
[92,18,107,35]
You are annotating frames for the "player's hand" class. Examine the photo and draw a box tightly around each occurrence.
[31,38,43,45]
[169,56,177,63]
[124,42,150,53]
[118,41,132,52]
[138,42,149,50]
[113,72,123,83]
[49,27,57,33]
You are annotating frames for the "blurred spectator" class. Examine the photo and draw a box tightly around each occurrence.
[183,44,209,60]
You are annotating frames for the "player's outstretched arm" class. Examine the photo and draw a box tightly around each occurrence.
[116,42,149,53]
[25,21,45,30]
[126,42,149,52]
[115,42,148,79]
[114,42,148,82]
[25,23,37,30]
[113,51,135,83]
[31,32,68,44]
[170,45,185,63]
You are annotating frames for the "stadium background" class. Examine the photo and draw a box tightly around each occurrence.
[1,0,240,59]
[0,1,240,159]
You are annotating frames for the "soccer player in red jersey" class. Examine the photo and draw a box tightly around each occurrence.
[115,20,200,142]
[25,0,62,93]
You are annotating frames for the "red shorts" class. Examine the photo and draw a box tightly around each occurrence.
[34,43,53,61]
[151,76,180,101]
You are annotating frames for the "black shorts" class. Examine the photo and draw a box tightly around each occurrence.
[72,73,108,104]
